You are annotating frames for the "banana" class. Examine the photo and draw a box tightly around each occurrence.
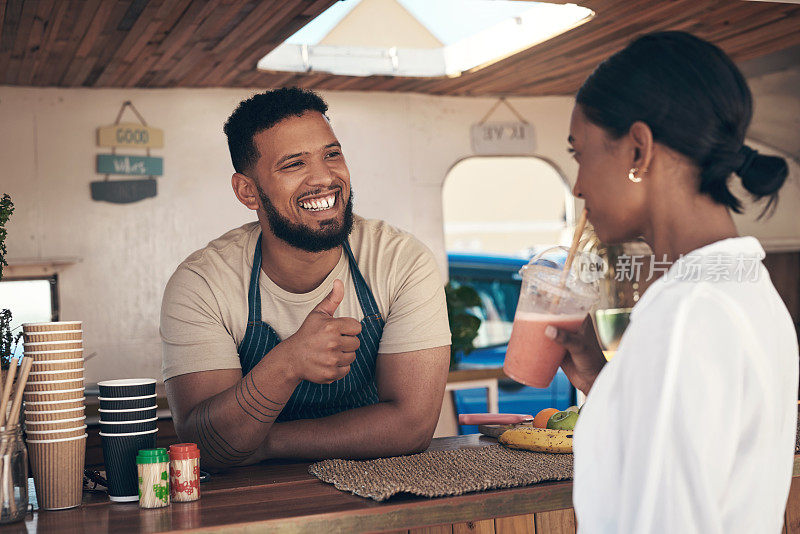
[498,425,573,453]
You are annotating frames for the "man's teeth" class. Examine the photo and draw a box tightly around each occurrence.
[299,194,336,211]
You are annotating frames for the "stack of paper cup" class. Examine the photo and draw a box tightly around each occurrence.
[98,379,158,502]
[22,321,86,511]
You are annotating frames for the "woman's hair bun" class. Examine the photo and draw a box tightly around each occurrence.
[736,145,788,216]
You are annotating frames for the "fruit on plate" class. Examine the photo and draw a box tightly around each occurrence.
[532,407,559,429]
[547,410,578,431]
[498,426,573,453]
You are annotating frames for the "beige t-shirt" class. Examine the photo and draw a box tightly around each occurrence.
[160,215,451,380]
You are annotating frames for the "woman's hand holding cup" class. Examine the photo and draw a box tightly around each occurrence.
[545,315,606,395]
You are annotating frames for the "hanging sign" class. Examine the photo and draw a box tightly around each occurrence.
[96,155,163,176]
[93,101,163,204]
[90,178,157,204]
[97,122,164,148]
[470,98,535,155]
[471,121,536,155]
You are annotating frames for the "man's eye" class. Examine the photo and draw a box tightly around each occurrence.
[282,161,302,170]
[326,151,342,158]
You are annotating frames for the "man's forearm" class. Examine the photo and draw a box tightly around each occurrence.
[255,400,437,461]
[177,347,299,470]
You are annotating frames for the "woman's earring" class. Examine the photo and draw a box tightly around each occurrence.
[628,168,643,183]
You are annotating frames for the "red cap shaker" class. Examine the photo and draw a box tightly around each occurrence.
[168,443,201,502]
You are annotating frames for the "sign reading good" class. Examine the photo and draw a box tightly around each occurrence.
[97,122,164,148]
[96,155,163,176]
[470,121,535,155]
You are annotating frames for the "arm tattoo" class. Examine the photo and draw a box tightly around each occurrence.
[194,398,253,466]
[234,373,285,423]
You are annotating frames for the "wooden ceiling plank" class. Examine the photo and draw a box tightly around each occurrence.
[58,0,115,85]
[0,0,20,82]
[159,0,261,86]
[301,0,337,17]
[147,0,215,72]
[18,0,58,85]
[64,0,133,86]
[208,0,291,56]
[204,1,322,87]
[32,0,79,85]
[93,0,167,86]
[47,0,101,85]
[4,0,37,84]
[30,0,69,84]
[0,0,8,39]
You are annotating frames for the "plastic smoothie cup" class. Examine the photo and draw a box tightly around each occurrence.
[504,248,599,388]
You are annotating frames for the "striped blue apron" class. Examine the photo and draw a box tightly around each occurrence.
[238,234,384,421]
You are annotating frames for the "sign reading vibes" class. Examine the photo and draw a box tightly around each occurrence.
[97,122,164,149]
[96,154,163,176]
[470,121,536,155]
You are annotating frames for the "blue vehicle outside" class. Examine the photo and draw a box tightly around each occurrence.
[448,252,576,434]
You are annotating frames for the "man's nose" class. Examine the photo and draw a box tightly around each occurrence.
[306,158,335,187]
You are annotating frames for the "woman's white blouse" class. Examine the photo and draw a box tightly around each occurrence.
[573,237,799,533]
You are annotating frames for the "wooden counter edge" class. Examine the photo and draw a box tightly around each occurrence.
[164,479,572,534]
[180,454,800,534]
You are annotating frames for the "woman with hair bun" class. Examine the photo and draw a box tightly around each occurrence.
[546,31,798,532]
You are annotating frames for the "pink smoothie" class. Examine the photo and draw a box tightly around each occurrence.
[503,312,585,388]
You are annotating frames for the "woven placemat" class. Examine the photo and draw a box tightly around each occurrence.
[309,444,573,501]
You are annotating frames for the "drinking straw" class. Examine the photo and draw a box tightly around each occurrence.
[0,357,19,427]
[549,209,589,312]
[7,357,33,427]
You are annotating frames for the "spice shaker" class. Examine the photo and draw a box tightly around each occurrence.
[136,448,170,508]
[168,443,200,502]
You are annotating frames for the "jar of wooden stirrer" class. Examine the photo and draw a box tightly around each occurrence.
[136,448,170,508]
[168,443,200,502]
[0,357,32,523]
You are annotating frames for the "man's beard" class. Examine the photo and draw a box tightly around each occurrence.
[256,185,354,253]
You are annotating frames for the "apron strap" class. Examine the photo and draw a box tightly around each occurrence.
[247,233,265,323]
[342,240,381,320]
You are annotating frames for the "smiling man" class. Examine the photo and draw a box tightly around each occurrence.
[160,88,451,469]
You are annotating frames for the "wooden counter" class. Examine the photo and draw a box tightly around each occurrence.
[4,435,800,533]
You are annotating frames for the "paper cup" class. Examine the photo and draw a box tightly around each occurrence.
[24,331,83,343]
[25,378,84,392]
[99,418,158,434]
[27,433,87,510]
[25,417,86,431]
[31,359,84,371]
[23,321,82,333]
[25,349,84,361]
[100,429,158,501]
[24,408,85,422]
[27,369,84,382]
[98,379,156,398]
[24,388,85,402]
[24,342,83,353]
[25,397,85,411]
[25,425,87,439]
[99,407,157,422]
[98,394,156,410]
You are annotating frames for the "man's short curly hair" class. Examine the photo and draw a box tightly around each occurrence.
[223,87,328,174]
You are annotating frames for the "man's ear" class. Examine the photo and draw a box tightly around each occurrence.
[629,121,654,172]
[232,173,260,211]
